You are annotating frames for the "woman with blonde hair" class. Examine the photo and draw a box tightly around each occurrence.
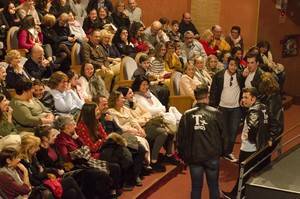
[19,133,85,199]
[199,29,216,56]
[194,56,212,87]
[5,50,31,89]
[206,54,223,78]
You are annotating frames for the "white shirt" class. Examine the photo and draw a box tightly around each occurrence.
[240,120,257,152]
[219,71,240,108]
[78,76,92,100]
[134,92,166,117]
[245,71,256,88]
[124,7,142,23]
[50,89,84,113]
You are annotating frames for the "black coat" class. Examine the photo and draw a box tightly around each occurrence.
[24,57,53,80]
[209,69,245,107]
[177,103,228,164]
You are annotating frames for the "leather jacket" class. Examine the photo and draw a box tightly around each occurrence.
[246,101,270,150]
[209,69,244,107]
[177,103,228,164]
[260,93,284,141]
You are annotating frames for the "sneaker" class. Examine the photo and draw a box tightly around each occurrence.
[224,154,238,163]
[150,162,166,172]
[135,177,143,186]
[164,155,181,165]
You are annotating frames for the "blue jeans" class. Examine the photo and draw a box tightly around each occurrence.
[219,106,241,154]
[189,158,220,199]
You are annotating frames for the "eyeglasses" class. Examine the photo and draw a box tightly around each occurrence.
[230,76,233,87]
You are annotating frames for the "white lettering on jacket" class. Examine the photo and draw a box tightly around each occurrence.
[192,114,208,131]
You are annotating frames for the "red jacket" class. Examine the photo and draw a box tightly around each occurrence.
[76,121,108,159]
[18,29,43,50]
[131,37,149,53]
[199,39,216,56]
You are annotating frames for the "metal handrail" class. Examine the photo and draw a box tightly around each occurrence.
[236,122,300,199]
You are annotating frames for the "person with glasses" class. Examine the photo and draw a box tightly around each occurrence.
[209,57,245,163]
[225,26,244,52]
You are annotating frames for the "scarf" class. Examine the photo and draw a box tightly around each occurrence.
[0,167,24,185]
[229,33,241,46]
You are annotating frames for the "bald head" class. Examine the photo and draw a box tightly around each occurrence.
[150,21,162,35]
[183,12,192,24]
[212,25,222,39]
[31,45,44,64]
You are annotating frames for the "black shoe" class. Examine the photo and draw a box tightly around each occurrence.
[150,162,166,172]
[141,166,152,176]
[164,155,181,165]
[222,191,236,199]
[123,183,134,191]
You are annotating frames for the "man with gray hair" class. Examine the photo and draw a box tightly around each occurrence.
[181,31,207,63]
[144,20,169,49]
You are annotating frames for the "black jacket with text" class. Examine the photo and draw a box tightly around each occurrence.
[177,103,228,164]
[246,101,270,150]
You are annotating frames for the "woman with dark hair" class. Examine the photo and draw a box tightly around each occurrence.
[87,0,114,14]
[66,70,85,102]
[5,50,31,89]
[78,63,109,100]
[82,8,101,35]
[112,26,136,57]
[0,94,17,137]
[0,147,31,198]
[35,0,52,21]
[49,0,71,17]
[3,2,21,27]
[117,87,180,172]
[257,40,285,93]
[129,21,149,53]
[76,103,107,159]
[164,41,183,72]
[231,46,246,70]
[18,15,43,51]
[98,6,113,29]
[10,80,54,131]
[111,0,130,29]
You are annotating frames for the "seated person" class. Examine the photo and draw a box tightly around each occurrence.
[5,50,31,89]
[0,94,17,137]
[78,63,109,101]
[179,62,201,101]
[32,79,57,114]
[48,71,84,116]
[24,45,54,80]
[112,26,136,58]
[10,80,54,131]
[0,64,10,99]
[0,147,31,199]
[81,29,120,91]
[82,8,101,35]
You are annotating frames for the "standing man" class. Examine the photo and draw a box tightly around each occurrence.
[177,84,228,199]
[223,87,269,198]
[124,0,142,24]
[209,57,244,163]
[243,52,264,91]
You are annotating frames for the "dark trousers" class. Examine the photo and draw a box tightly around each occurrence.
[231,150,256,195]
[219,106,241,155]
[189,157,220,199]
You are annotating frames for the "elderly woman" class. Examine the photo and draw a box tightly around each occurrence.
[0,94,17,137]
[0,147,31,198]
[117,87,179,172]
[10,80,54,131]
[194,56,212,88]
[5,50,31,89]
[48,71,84,116]
[54,115,122,197]
[206,54,223,78]
[179,62,201,101]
